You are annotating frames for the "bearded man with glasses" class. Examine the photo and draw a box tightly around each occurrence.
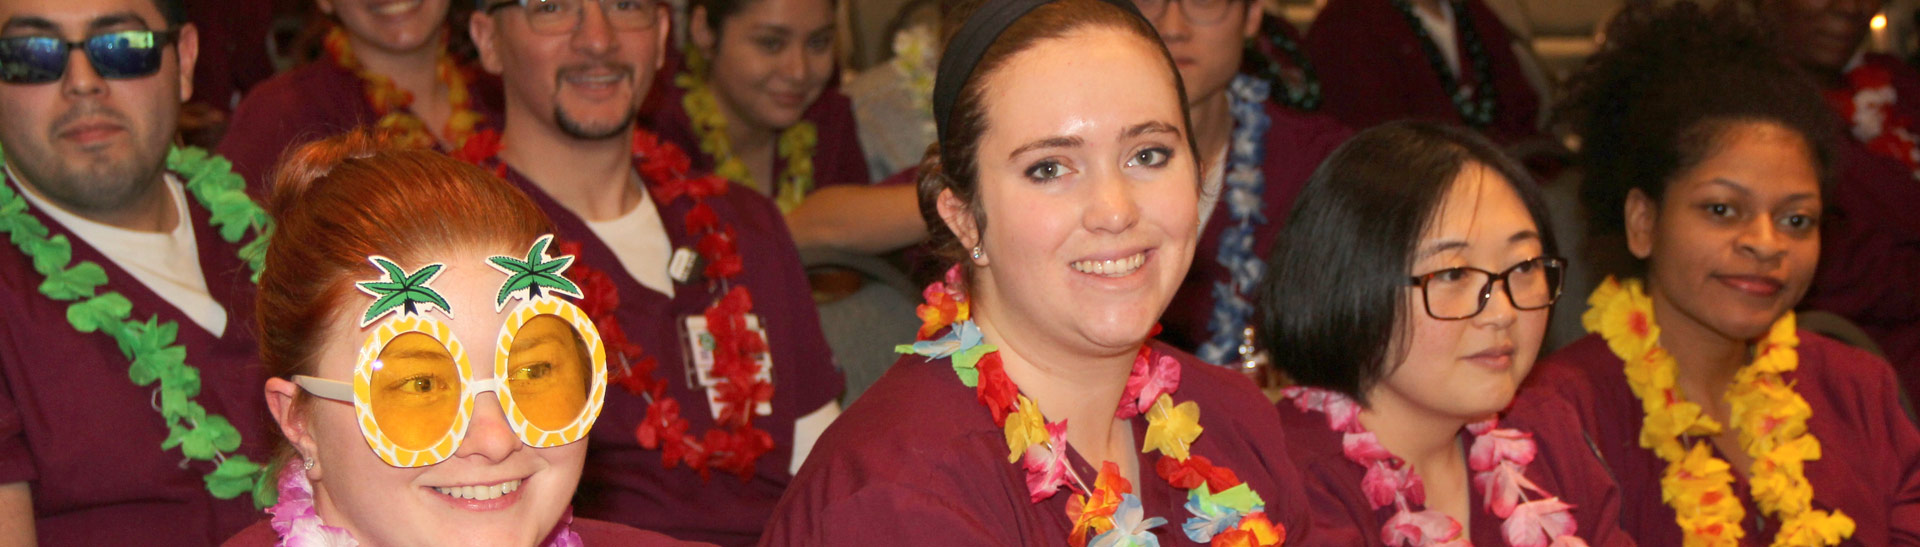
[465,1,843,544]
[0,0,276,544]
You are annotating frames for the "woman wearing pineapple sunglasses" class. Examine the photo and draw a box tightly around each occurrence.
[224,130,698,546]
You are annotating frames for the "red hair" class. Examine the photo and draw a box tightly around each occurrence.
[256,129,553,380]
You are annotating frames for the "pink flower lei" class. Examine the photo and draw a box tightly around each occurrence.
[268,459,583,546]
[1282,387,1586,547]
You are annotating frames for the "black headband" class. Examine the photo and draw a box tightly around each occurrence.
[932,0,1148,145]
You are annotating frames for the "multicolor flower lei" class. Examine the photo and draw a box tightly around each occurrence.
[0,144,273,506]
[455,128,776,480]
[1825,59,1920,182]
[1387,0,1496,127]
[267,458,583,546]
[898,268,1286,546]
[1197,74,1272,367]
[1283,387,1585,547]
[324,26,485,150]
[1584,277,1856,546]
[678,50,819,213]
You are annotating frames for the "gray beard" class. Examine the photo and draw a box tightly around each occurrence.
[554,105,636,140]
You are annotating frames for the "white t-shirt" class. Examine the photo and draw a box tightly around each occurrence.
[581,186,676,298]
[9,167,227,336]
[1414,1,1462,78]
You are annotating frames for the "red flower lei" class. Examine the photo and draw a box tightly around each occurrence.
[455,127,775,480]
[1826,60,1920,181]
[325,26,485,150]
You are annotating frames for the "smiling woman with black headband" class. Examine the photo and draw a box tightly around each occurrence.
[760,0,1311,545]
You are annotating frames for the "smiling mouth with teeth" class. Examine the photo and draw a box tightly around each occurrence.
[432,479,522,501]
[1071,252,1147,277]
[371,0,422,15]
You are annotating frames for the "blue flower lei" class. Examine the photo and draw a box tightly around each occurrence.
[1196,75,1272,366]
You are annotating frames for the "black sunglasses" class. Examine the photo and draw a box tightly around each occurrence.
[0,29,178,85]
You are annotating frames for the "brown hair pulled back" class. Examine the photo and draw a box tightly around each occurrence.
[255,129,553,383]
[916,0,1192,277]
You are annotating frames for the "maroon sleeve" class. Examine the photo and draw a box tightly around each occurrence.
[1804,137,1920,387]
[1305,0,1411,132]
[0,352,32,485]
[216,65,363,195]
[804,91,873,189]
[1843,343,1920,542]
[1273,401,1380,544]
[1506,395,1634,546]
[572,518,719,546]
[763,480,1011,546]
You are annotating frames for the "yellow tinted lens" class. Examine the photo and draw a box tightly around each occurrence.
[505,315,591,431]
[369,332,463,451]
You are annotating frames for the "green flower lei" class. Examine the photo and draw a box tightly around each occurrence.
[0,143,276,508]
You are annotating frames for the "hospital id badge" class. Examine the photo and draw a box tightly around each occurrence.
[681,314,775,419]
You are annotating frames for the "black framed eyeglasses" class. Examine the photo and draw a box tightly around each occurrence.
[0,29,178,85]
[484,0,661,35]
[1132,0,1240,26]
[1407,256,1565,320]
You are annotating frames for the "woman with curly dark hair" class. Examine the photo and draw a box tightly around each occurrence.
[1529,2,1920,544]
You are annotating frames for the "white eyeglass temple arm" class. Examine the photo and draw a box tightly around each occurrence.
[293,375,354,402]
[292,375,506,404]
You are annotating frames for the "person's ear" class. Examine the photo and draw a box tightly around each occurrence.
[937,188,985,266]
[690,6,717,59]
[1240,0,1263,40]
[653,5,671,72]
[470,12,504,75]
[174,23,200,103]
[1624,188,1658,260]
[264,378,323,479]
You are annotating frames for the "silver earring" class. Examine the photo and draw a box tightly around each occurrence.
[302,455,316,470]
[971,245,984,260]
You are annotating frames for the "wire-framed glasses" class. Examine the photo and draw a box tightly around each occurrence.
[1132,0,1240,25]
[484,0,660,35]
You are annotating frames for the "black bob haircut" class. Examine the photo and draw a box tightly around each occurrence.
[1256,121,1557,405]
[1561,0,1834,274]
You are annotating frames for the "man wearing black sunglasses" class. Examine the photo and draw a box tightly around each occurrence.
[0,0,274,545]
[466,0,845,544]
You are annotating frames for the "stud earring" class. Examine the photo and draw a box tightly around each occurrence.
[971,245,984,260]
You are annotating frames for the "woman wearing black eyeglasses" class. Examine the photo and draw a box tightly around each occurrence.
[1261,121,1630,545]
[217,0,504,186]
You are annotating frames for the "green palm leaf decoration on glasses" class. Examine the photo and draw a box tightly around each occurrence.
[487,234,583,309]
[356,256,453,326]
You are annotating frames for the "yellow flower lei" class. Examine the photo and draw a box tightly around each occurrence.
[323,27,485,150]
[677,50,819,213]
[1584,277,1856,546]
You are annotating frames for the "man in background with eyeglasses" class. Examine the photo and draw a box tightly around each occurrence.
[1139,0,1351,378]
[468,1,842,544]
[0,0,275,544]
